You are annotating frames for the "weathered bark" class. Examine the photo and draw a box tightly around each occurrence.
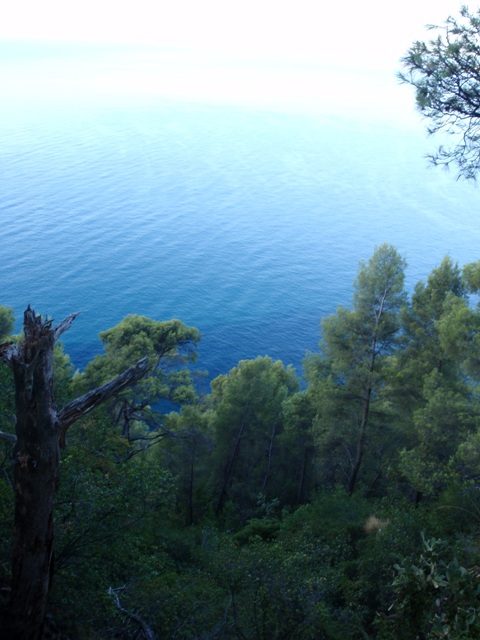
[57,357,149,446]
[0,307,149,640]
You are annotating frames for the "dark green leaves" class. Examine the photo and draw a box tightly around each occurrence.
[400,6,480,179]
[0,307,14,342]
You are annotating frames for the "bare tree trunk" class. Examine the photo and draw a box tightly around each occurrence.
[0,307,149,640]
[347,386,372,495]
[347,332,377,496]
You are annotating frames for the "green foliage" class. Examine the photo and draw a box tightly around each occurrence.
[454,430,480,483]
[393,257,480,498]
[309,244,407,493]
[77,314,199,394]
[233,517,281,545]
[322,242,406,382]
[0,307,14,342]
[157,405,214,525]
[0,361,14,437]
[380,533,480,639]
[437,293,480,377]
[5,245,480,638]
[74,314,200,445]
[101,314,198,361]
[276,391,316,505]
[53,342,74,406]
[398,256,465,383]
[399,6,480,179]
[209,356,299,522]
[50,416,176,637]
[273,492,420,639]
[399,369,480,496]
[463,260,480,293]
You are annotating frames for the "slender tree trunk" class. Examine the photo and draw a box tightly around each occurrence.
[347,386,372,495]
[261,418,278,493]
[187,447,195,526]
[0,307,149,640]
[347,331,378,496]
[215,402,251,516]
[297,447,311,504]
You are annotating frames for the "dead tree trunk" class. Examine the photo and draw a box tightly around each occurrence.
[0,307,149,640]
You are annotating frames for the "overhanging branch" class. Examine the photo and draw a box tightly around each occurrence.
[58,357,150,433]
[53,312,80,343]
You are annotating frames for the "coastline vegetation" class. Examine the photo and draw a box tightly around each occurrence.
[5,4,480,635]
[2,244,480,638]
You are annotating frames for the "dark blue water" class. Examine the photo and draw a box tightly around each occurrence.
[1,42,479,382]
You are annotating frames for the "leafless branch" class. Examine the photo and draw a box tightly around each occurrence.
[53,312,80,342]
[58,357,150,435]
[108,586,156,640]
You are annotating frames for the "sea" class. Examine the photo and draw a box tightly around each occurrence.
[1,40,479,386]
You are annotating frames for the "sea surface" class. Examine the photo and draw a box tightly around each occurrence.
[1,41,480,385]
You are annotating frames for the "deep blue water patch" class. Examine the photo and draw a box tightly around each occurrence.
[1,60,480,382]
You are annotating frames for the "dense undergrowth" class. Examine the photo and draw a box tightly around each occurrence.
[2,246,480,638]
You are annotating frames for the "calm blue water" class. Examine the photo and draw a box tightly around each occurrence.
[1,41,480,383]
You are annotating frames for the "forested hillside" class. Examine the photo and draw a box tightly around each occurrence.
[1,244,480,639]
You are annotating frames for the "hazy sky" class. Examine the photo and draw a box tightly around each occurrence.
[0,0,467,68]
[0,1,470,118]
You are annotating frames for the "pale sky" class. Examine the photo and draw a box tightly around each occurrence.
[0,0,470,117]
[0,0,468,68]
